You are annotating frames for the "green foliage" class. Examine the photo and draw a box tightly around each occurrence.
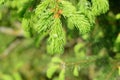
[1,74,13,80]
[91,0,109,16]
[46,57,65,79]
[35,0,50,16]
[21,0,109,54]
[12,72,22,80]
[0,0,4,4]
[78,0,95,25]
[51,56,63,63]
[61,0,91,34]
[25,0,109,54]
[47,65,59,79]
[114,34,120,52]
[118,67,120,75]
[58,69,65,80]
[47,18,66,54]
[1,0,120,80]
[93,64,118,80]
[116,13,120,19]
[22,17,31,37]
[74,42,86,58]
[73,65,79,77]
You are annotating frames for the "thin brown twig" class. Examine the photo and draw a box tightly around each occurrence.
[66,59,96,67]
[0,27,24,36]
[0,39,22,59]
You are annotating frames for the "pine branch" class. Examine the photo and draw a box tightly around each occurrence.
[35,0,51,16]
[78,0,95,25]
[47,18,66,54]
[91,0,109,16]
[61,0,91,34]
[20,0,109,54]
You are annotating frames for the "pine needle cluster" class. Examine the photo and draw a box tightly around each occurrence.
[21,0,109,54]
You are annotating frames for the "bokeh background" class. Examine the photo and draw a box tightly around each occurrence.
[0,0,120,80]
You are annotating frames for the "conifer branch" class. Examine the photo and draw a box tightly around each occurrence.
[91,0,109,16]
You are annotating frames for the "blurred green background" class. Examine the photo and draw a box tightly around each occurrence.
[0,0,120,80]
